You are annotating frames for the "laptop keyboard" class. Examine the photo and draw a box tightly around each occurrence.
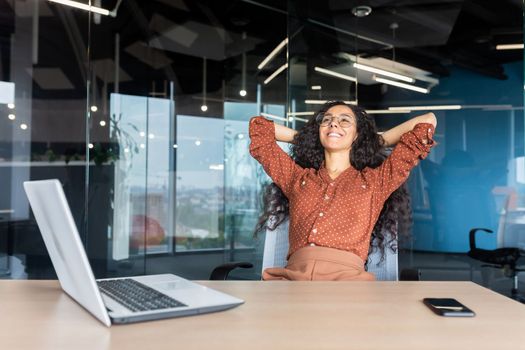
[97,278,187,312]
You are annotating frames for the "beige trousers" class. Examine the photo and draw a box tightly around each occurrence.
[262,245,376,281]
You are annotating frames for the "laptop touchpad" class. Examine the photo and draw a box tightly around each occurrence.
[153,280,196,291]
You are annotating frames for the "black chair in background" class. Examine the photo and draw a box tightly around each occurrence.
[468,228,525,302]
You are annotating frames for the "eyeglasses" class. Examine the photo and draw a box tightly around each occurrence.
[316,113,356,128]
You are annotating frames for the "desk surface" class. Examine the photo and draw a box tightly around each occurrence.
[1,280,524,350]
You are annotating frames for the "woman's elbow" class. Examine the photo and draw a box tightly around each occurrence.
[423,112,437,128]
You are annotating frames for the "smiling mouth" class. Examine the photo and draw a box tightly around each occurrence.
[327,132,342,138]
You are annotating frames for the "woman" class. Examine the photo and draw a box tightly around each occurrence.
[249,100,436,281]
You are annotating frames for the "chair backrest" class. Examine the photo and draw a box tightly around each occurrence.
[495,190,525,250]
[261,218,399,281]
[261,219,290,272]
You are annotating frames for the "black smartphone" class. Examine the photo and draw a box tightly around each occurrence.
[422,298,475,317]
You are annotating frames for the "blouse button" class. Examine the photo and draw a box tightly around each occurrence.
[361,185,366,189]
[330,183,334,186]
[312,228,318,233]
[319,212,324,217]
[309,243,316,247]
[301,180,306,186]
[324,195,329,200]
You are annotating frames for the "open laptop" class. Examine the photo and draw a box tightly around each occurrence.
[23,179,244,327]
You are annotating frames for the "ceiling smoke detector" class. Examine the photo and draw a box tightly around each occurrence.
[352,5,372,18]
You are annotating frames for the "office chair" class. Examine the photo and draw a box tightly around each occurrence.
[210,218,418,281]
[468,227,525,302]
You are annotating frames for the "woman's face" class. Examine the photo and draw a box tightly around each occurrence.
[318,104,358,152]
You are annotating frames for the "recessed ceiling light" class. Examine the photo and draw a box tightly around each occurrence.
[353,63,415,83]
[352,5,372,18]
[305,99,357,105]
[496,44,524,50]
[257,38,288,70]
[388,105,462,111]
[374,76,429,94]
[264,63,288,85]
[314,66,357,82]
[366,109,411,114]
[287,111,315,116]
[48,0,113,16]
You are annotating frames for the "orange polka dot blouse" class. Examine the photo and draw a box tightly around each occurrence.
[249,116,435,261]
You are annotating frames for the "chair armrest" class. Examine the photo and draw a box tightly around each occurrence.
[469,228,493,251]
[209,262,254,280]
[399,268,420,281]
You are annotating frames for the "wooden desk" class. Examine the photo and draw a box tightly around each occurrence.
[1,280,524,350]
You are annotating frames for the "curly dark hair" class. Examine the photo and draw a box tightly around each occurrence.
[254,101,412,264]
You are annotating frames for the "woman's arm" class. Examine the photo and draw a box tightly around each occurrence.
[274,123,298,143]
[381,112,437,147]
[366,122,436,207]
[249,117,303,197]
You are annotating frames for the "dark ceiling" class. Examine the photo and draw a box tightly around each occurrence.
[294,0,522,78]
[0,0,522,102]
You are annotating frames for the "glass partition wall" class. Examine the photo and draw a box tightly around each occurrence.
[1,0,524,300]
[0,0,288,280]
[0,0,90,279]
[84,0,289,279]
[285,1,524,299]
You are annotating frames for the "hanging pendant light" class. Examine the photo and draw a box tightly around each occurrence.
[240,32,247,97]
[201,57,208,112]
